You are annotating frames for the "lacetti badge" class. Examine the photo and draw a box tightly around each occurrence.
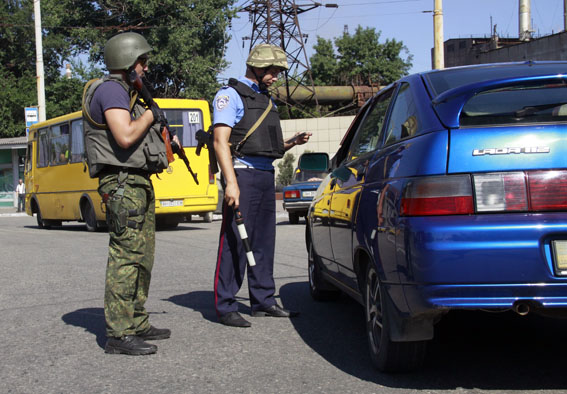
[472,147,550,156]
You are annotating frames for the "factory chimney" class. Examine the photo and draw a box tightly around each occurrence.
[519,0,532,41]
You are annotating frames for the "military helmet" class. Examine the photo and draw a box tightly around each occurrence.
[246,44,289,70]
[104,32,152,71]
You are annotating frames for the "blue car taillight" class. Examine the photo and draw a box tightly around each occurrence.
[473,172,528,212]
[401,170,567,216]
[284,190,300,199]
[401,175,474,216]
[528,170,567,211]
[474,170,567,213]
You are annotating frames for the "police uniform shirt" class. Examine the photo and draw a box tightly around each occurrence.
[213,77,275,171]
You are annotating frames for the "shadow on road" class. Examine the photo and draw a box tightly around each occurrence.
[62,308,106,349]
[166,290,251,323]
[280,281,567,390]
[24,224,92,232]
[24,224,208,232]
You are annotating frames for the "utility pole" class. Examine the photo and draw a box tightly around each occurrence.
[433,0,444,70]
[33,0,46,122]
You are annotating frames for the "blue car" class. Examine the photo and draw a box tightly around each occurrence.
[282,153,328,224]
[305,61,567,372]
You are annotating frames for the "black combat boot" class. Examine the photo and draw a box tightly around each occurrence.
[105,335,157,355]
[138,325,171,340]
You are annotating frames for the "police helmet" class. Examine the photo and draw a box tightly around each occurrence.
[246,44,289,70]
[104,32,152,71]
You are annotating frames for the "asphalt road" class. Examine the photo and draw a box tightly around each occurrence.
[1,208,567,394]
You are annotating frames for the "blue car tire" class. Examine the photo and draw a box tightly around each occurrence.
[308,240,341,301]
[365,263,427,372]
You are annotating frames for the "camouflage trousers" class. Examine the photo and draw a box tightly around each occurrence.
[98,173,155,338]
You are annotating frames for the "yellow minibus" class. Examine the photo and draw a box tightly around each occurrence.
[24,98,218,230]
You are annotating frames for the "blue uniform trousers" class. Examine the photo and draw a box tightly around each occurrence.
[214,168,277,316]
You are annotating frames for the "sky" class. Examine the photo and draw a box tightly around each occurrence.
[217,0,566,82]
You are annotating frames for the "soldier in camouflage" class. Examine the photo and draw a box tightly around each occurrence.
[82,32,173,355]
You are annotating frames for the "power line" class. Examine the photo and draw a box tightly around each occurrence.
[0,23,154,30]
[301,10,427,21]
[337,0,420,5]
[302,8,338,31]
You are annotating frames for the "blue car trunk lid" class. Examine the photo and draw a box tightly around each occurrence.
[448,125,567,174]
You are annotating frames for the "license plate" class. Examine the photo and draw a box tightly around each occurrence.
[160,199,184,207]
[552,240,567,274]
[302,191,315,198]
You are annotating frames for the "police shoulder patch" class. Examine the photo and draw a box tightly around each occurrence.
[215,95,230,111]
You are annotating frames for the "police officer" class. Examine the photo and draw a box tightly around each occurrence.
[82,32,173,354]
[213,44,312,327]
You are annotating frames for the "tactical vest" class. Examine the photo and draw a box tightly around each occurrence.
[228,78,285,159]
[81,75,168,178]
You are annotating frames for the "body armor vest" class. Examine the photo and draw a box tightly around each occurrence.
[81,75,168,178]
[228,78,284,159]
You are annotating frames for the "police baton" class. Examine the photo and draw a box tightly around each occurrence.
[234,207,256,267]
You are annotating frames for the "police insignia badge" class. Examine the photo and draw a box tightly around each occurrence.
[215,95,230,111]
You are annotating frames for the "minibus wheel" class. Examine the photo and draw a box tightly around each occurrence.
[36,207,50,229]
[81,199,98,232]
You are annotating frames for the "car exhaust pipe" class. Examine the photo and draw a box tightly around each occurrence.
[513,302,530,316]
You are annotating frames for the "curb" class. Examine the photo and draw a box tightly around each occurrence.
[0,212,28,218]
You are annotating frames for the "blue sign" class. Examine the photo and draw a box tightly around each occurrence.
[25,107,39,128]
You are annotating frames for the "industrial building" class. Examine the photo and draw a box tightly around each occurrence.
[442,0,567,68]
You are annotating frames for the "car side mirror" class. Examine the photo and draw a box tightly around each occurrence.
[331,166,353,183]
[298,152,329,172]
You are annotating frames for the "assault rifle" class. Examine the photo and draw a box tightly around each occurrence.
[195,127,219,175]
[129,72,199,185]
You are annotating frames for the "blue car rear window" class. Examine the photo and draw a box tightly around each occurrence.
[426,63,567,96]
[292,169,326,183]
[460,82,567,127]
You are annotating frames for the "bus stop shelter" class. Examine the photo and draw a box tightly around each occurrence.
[0,137,27,207]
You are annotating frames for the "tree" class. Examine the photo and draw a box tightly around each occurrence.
[0,0,236,138]
[310,37,338,86]
[311,25,412,87]
[277,152,296,187]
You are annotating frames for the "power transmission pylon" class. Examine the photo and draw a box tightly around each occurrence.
[240,1,337,116]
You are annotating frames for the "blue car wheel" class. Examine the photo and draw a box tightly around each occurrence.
[308,240,340,301]
[365,263,427,372]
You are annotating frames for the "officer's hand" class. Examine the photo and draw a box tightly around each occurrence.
[294,132,312,145]
[224,182,240,209]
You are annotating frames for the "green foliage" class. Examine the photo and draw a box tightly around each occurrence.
[311,25,413,87]
[0,66,37,138]
[310,37,338,86]
[0,0,236,138]
[47,60,104,117]
[277,152,296,187]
